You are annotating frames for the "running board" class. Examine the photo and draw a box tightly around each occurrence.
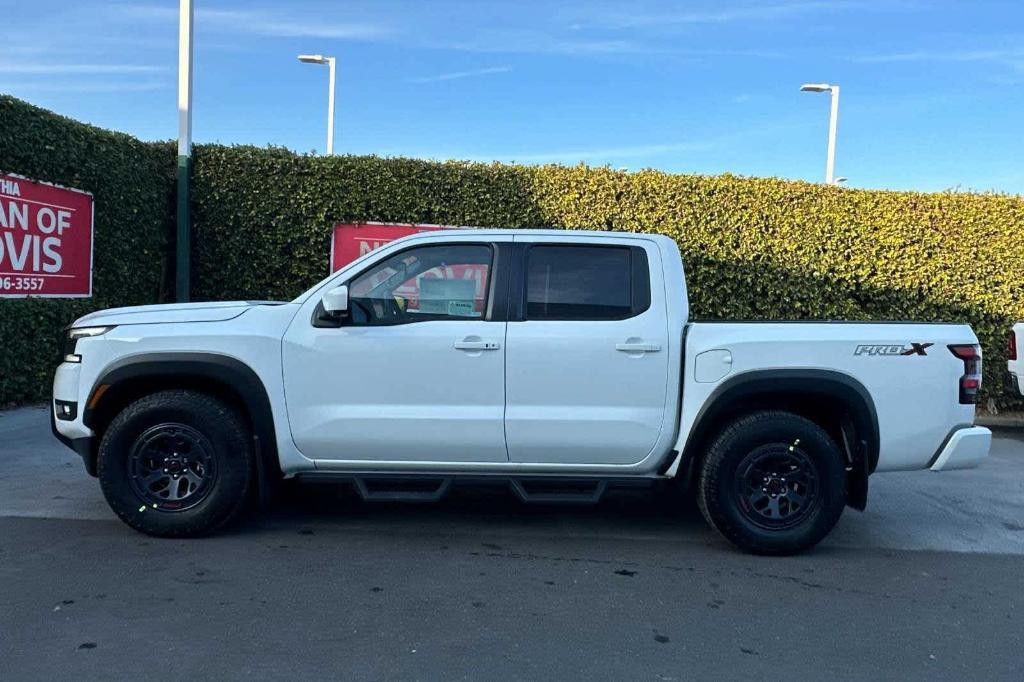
[293,472,653,505]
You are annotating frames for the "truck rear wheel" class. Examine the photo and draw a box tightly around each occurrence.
[97,390,253,537]
[697,410,846,555]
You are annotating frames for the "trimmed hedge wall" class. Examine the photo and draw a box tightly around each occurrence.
[2,96,1022,410]
[0,96,175,404]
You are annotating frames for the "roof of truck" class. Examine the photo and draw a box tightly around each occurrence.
[396,228,678,242]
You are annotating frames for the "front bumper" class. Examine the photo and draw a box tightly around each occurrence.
[50,402,97,475]
[929,426,991,472]
[52,360,99,476]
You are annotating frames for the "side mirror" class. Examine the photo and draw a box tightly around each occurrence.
[322,285,349,315]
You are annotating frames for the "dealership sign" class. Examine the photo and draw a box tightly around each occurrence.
[331,222,487,315]
[0,174,94,298]
[330,222,450,271]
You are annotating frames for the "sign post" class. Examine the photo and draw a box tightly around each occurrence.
[0,174,94,298]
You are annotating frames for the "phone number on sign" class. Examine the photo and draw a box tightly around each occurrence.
[0,276,46,292]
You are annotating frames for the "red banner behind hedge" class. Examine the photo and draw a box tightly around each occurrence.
[330,222,451,272]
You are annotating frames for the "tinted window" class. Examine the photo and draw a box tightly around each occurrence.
[348,244,492,325]
[526,246,633,320]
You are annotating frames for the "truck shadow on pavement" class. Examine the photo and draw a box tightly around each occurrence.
[240,479,731,551]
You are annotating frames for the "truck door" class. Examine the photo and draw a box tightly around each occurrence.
[504,237,671,465]
[282,239,509,463]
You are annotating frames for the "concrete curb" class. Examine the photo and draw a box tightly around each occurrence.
[976,414,1024,430]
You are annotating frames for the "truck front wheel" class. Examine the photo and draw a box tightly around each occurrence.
[697,410,846,555]
[97,390,253,537]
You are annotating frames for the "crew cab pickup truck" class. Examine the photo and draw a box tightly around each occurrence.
[52,230,992,554]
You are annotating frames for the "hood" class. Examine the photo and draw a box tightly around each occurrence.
[71,301,285,327]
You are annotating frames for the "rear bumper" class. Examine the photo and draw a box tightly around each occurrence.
[929,426,991,472]
[1009,371,1023,397]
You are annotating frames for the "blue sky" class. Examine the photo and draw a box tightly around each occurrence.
[3,0,1024,193]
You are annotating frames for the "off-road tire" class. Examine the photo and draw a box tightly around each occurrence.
[697,410,846,555]
[97,390,253,537]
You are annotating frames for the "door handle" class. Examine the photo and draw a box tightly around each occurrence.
[454,340,501,351]
[616,342,661,353]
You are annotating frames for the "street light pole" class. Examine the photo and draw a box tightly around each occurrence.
[298,54,337,154]
[825,85,839,185]
[326,57,336,155]
[176,0,193,302]
[800,83,840,185]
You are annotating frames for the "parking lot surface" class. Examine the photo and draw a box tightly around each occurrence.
[1,406,1023,680]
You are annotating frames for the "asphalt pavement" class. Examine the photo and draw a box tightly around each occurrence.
[1,405,1022,680]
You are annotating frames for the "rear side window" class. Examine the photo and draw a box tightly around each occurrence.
[525,245,649,321]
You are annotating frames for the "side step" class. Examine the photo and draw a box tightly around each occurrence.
[352,476,452,502]
[293,472,650,505]
[509,478,607,505]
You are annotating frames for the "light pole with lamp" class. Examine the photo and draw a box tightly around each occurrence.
[800,82,840,185]
[298,54,337,154]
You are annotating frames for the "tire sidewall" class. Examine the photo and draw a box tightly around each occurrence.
[98,393,251,536]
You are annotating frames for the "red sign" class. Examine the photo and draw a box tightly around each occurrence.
[330,222,452,271]
[0,174,94,298]
[331,222,488,315]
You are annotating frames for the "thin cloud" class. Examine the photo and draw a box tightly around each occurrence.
[115,4,390,40]
[852,49,1020,63]
[448,27,781,58]
[585,0,864,30]
[411,66,513,83]
[451,30,674,56]
[0,63,165,75]
[0,81,167,93]
[199,8,389,39]
[852,47,1024,73]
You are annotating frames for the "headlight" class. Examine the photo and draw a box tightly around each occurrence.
[64,326,114,363]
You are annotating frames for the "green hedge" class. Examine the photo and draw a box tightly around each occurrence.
[0,96,175,404]
[3,96,1022,410]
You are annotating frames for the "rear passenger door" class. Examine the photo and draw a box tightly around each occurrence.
[504,237,670,465]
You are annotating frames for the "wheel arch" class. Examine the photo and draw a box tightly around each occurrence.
[84,352,282,505]
[679,369,879,511]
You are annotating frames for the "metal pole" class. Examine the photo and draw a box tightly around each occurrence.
[326,57,336,154]
[825,85,839,185]
[175,0,194,302]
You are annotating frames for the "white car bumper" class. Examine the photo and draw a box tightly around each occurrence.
[52,361,94,441]
[1009,371,1023,398]
[930,426,991,472]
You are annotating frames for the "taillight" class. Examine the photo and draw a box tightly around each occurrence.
[948,344,982,405]
[1010,330,1018,361]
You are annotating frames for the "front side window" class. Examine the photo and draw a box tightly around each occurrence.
[348,244,492,325]
[526,245,637,321]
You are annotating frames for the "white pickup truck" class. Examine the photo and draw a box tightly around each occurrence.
[52,230,991,554]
